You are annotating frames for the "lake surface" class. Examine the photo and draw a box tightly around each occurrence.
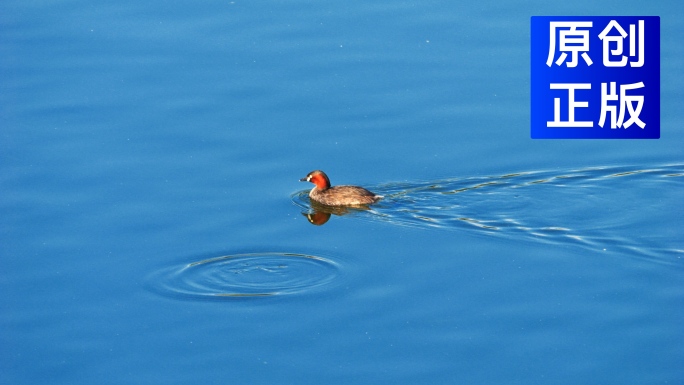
[1,0,683,384]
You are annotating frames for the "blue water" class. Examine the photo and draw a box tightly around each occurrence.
[2,1,683,384]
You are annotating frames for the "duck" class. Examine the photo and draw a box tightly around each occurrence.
[300,170,382,206]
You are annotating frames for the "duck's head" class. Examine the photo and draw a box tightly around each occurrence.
[300,170,331,190]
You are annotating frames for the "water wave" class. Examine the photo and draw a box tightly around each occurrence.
[147,252,341,300]
[293,164,684,265]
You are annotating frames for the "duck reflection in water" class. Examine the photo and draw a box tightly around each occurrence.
[302,200,373,226]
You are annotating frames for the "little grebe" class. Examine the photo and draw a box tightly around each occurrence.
[300,170,382,206]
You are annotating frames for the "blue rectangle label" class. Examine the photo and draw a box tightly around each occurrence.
[531,16,660,139]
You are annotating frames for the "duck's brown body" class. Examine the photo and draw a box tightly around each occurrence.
[300,170,382,206]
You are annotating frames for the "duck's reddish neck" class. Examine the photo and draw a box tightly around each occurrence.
[310,174,330,190]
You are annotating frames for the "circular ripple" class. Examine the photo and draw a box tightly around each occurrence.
[148,253,341,300]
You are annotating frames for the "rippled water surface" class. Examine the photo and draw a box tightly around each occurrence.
[148,252,342,299]
[294,164,684,266]
[2,0,683,384]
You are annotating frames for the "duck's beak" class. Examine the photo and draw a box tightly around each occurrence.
[299,177,307,182]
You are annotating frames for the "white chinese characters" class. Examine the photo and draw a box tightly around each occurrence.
[547,82,646,129]
[598,82,646,129]
[546,22,593,67]
[545,19,647,129]
[546,20,645,68]
[547,83,592,127]
[598,20,644,67]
